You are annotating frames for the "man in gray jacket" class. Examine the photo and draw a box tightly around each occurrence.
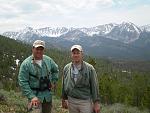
[62,45,100,113]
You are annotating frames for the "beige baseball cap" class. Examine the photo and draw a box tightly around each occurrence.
[33,40,45,48]
[71,45,83,51]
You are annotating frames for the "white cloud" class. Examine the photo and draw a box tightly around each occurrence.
[123,5,150,25]
[0,0,150,33]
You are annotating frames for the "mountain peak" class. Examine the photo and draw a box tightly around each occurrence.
[119,21,141,33]
[23,27,34,32]
[121,21,134,25]
[140,24,150,32]
[2,22,149,44]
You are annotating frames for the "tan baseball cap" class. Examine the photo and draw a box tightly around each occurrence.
[33,40,45,48]
[71,45,83,51]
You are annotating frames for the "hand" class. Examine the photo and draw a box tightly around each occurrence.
[51,83,56,90]
[93,102,100,113]
[62,99,68,109]
[30,97,40,107]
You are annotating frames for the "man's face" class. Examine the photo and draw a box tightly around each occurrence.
[71,49,83,63]
[32,46,44,60]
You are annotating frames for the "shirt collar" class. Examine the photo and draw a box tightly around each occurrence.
[71,61,84,71]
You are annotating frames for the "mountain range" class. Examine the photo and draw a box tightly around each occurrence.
[2,22,150,60]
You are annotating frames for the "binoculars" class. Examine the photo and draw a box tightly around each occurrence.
[39,76,51,91]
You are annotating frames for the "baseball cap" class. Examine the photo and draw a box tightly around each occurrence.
[71,45,83,51]
[33,40,45,48]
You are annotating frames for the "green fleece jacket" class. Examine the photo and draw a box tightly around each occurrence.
[62,61,100,103]
[18,55,59,102]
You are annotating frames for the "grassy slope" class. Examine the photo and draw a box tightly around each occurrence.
[0,89,149,113]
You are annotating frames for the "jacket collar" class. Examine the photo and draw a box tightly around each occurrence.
[71,61,84,71]
[31,55,44,64]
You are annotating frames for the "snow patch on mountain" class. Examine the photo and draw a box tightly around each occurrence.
[140,24,150,32]
[3,22,149,44]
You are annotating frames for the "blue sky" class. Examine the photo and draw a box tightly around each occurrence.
[0,0,150,33]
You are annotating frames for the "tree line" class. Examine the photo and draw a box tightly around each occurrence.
[0,35,150,110]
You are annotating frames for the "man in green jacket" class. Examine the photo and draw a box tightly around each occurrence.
[18,40,59,113]
[62,45,100,113]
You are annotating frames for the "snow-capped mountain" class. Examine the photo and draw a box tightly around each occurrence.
[1,22,150,60]
[3,32,18,40]
[2,22,144,44]
[106,22,141,43]
[77,23,118,36]
[60,29,88,41]
[140,24,150,32]
[3,27,70,40]
[36,27,71,37]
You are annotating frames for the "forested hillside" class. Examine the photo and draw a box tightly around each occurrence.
[0,35,150,112]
